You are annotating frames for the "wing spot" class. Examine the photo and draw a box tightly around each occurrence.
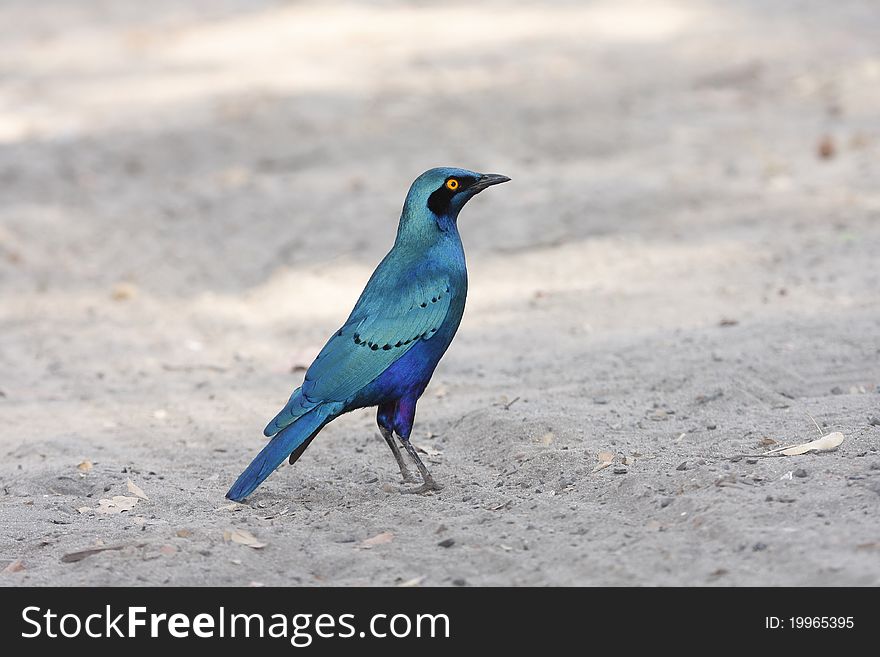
[420,302,427,308]
[395,341,403,347]
[382,344,391,350]
[431,297,437,303]
[370,343,379,351]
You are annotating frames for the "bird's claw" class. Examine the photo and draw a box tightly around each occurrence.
[401,479,443,495]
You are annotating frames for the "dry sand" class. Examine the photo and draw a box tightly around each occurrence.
[1,0,879,586]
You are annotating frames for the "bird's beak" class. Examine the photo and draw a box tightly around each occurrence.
[470,173,511,193]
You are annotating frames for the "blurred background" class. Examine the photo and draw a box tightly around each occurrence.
[1,0,879,586]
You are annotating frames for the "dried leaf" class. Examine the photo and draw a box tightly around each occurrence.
[359,531,394,549]
[216,503,241,512]
[77,460,93,473]
[77,506,93,514]
[111,282,137,301]
[3,559,25,573]
[397,576,425,587]
[414,444,443,457]
[592,450,615,473]
[95,496,140,515]
[227,528,267,549]
[126,479,149,500]
[176,529,192,538]
[759,437,778,446]
[767,432,844,456]
[539,432,555,446]
[61,544,133,563]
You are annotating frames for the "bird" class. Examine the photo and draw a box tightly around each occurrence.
[226,167,510,501]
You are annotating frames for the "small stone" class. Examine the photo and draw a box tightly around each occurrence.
[452,578,467,586]
[613,467,627,474]
[706,423,717,430]
[380,483,395,493]
[745,458,758,465]
[659,497,673,508]
[676,462,688,471]
[437,538,455,548]
[793,468,807,478]
[817,135,835,159]
[752,542,768,552]
[830,386,843,395]
[868,416,880,427]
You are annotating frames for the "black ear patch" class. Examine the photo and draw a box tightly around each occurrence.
[426,176,476,215]
[427,185,455,216]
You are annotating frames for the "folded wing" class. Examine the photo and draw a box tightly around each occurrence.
[264,269,452,436]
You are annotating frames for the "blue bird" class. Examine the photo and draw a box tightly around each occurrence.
[227,167,510,501]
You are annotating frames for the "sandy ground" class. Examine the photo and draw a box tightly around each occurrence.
[1,0,879,586]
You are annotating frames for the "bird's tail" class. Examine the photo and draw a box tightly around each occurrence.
[226,404,337,502]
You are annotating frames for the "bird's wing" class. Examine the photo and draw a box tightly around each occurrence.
[303,272,452,403]
[264,270,452,435]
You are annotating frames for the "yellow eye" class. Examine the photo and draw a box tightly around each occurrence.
[445,179,459,191]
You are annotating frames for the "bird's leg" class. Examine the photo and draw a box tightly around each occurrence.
[389,396,442,494]
[379,426,418,484]
[377,403,417,483]
[400,437,443,494]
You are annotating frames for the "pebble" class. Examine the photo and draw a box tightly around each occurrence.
[452,578,467,586]
[868,416,880,427]
[659,497,673,508]
[831,386,843,395]
[613,467,628,474]
[753,542,768,552]
[746,458,758,465]
[437,538,455,548]
[676,462,688,471]
[706,423,717,430]
[794,468,807,478]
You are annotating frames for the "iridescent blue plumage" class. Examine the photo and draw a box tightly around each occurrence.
[227,167,509,501]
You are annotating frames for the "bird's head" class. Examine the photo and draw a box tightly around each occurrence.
[401,167,510,235]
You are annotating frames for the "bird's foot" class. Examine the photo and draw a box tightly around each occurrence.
[399,469,420,485]
[401,478,443,495]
